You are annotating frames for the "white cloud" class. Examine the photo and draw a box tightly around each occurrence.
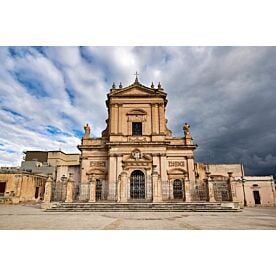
[0,46,276,175]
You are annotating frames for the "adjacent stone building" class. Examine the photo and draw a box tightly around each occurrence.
[0,167,47,203]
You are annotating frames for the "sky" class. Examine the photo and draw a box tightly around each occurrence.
[0,46,276,176]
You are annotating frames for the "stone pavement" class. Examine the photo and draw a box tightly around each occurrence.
[0,204,275,229]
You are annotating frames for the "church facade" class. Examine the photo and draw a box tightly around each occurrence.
[78,76,198,203]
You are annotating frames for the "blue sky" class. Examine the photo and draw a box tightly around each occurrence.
[0,46,276,176]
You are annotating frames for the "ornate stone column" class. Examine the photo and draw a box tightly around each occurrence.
[206,172,216,202]
[228,172,237,202]
[89,174,96,202]
[43,175,53,203]
[65,175,74,203]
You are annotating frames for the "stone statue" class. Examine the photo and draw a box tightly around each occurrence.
[183,123,190,136]
[84,123,90,138]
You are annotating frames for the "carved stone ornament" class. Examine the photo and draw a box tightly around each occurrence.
[131,149,142,160]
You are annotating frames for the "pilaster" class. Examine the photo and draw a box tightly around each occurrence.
[184,178,191,202]
[43,176,53,203]
[89,175,96,202]
[159,103,165,134]
[65,176,74,203]
[107,154,117,200]
[206,173,216,202]
[120,172,128,202]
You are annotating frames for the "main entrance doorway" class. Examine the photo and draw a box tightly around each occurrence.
[253,190,261,205]
[130,170,145,199]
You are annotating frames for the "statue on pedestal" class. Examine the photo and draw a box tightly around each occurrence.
[183,122,190,136]
[83,123,91,139]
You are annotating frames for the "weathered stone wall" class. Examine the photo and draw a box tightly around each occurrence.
[0,172,47,203]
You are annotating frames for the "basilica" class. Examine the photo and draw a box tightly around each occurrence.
[1,75,275,209]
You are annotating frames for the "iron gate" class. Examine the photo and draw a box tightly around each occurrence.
[130,170,145,199]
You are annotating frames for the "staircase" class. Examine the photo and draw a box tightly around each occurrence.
[44,202,241,212]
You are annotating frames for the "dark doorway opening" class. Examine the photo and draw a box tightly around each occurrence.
[96,179,102,201]
[253,190,261,205]
[0,182,6,197]
[35,187,39,199]
[173,179,183,199]
[130,170,145,199]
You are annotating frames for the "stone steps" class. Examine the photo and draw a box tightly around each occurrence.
[44,202,240,212]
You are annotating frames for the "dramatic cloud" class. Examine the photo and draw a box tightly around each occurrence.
[0,46,275,176]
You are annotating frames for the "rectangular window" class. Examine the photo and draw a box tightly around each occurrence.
[132,122,142,136]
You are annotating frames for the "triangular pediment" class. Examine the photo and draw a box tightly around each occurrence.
[109,82,166,97]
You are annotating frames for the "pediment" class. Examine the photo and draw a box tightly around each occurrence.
[127,109,147,115]
[167,168,187,175]
[109,82,166,97]
[86,168,106,175]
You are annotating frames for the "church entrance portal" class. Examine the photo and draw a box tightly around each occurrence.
[130,170,145,199]
[173,179,184,199]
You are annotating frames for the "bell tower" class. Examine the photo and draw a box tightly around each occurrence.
[102,75,172,142]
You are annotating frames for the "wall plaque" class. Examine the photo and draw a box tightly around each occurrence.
[168,161,185,167]
[90,161,106,167]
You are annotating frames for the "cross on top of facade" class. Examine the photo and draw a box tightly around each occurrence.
[134,71,139,83]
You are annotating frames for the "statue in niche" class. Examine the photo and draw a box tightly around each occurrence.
[84,123,91,138]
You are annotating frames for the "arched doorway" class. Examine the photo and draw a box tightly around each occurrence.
[130,170,145,199]
[173,179,183,199]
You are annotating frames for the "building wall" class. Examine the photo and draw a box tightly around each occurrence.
[0,172,47,203]
[21,161,55,176]
[48,151,80,166]
[243,176,275,207]
[56,165,80,183]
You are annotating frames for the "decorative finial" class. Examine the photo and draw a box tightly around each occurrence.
[112,82,116,89]
[119,82,123,89]
[134,71,139,83]
[158,82,162,89]
[151,82,154,88]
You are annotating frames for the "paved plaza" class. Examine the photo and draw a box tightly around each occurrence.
[0,204,275,230]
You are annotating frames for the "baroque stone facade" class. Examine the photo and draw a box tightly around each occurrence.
[77,76,199,203]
